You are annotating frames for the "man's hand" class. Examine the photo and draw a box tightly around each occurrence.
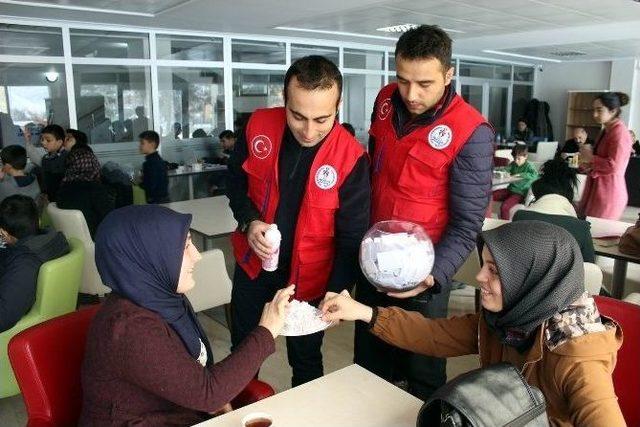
[247,220,273,260]
[386,275,435,299]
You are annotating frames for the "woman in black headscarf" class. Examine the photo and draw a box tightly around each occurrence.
[321,221,624,426]
[80,205,293,426]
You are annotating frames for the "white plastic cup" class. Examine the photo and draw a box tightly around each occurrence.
[241,412,273,427]
[262,224,281,272]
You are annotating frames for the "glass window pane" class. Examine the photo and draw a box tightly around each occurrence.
[512,85,533,130]
[460,84,483,113]
[156,34,223,61]
[233,70,284,129]
[0,63,69,145]
[157,67,224,140]
[343,49,384,70]
[70,29,149,59]
[291,44,339,65]
[73,65,152,143]
[232,40,285,64]
[514,66,534,82]
[0,24,63,56]
[489,86,508,137]
[343,74,383,143]
[388,55,396,72]
[459,61,511,80]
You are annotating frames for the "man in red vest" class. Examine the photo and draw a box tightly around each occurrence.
[227,56,370,387]
[353,25,495,399]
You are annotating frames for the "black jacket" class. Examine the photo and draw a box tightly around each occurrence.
[57,181,116,238]
[41,149,68,202]
[141,152,169,204]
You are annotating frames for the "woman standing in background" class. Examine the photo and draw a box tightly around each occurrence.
[578,92,633,219]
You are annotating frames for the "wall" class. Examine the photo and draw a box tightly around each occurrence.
[534,61,611,141]
[609,59,638,130]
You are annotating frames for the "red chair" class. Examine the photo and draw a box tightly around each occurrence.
[594,296,640,427]
[8,306,275,427]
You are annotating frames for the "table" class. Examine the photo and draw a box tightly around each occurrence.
[492,175,523,191]
[163,196,237,250]
[587,216,639,299]
[168,164,227,199]
[194,364,424,427]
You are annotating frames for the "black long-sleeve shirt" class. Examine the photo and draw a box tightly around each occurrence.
[369,85,494,293]
[227,126,370,293]
[141,152,169,204]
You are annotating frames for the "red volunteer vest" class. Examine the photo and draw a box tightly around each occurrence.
[369,83,488,244]
[231,107,365,301]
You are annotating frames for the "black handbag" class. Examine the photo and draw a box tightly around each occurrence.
[417,363,548,427]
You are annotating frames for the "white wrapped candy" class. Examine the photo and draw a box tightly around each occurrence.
[359,221,435,292]
[280,300,333,336]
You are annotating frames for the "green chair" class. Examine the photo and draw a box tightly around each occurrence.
[0,238,84,398]
[132,184,147,205]
[39,207,52,229]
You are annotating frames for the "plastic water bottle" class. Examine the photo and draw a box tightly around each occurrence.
[262,224,281,272]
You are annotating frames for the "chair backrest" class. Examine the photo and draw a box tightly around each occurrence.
[47,203,109,296]
[529,141,558,163]
[452,249,481,288]
[8,306,100,427]
[132,184,147,205]
[583,262,603,295]
[186,249,232,312]
[482,217,510,231]
[593,296,640,427]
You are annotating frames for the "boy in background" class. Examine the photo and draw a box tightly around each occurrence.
[138,131,169,204]
[493,145,538,219]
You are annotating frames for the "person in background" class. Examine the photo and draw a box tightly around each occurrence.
[0,195,69,332]
[357,25,494,400]
[512,158,595,263]
[510,119,534,143]
[341,123,356,137]
[561,127,594,155]
[80,205,293,426]
[131,106,150,138]
[192,128,207,138]
[630,130,639,156]
[227,56,370,387]
[579,92,633,220]
[173,122,182,140]
[56,142,115,239]
[492,145,538,219]
[0,145,40,203]
[64,129,89,152]
[138,130,169,204]
[39,124,68,202]
[321,221,624,427]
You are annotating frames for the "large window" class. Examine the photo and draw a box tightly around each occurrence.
[156,34,223,61]
[343,49,384,70]
[0,63,69,146]
[459,61,511,80]
[232,40,285,64]
[343,74,383,142]
[512,85,534,129]
[70,29,149,59]
[232,70,284,129]
[157,67,225,140]
[0,24,63,56]
[73,65,151,144]
[291,44,339,65]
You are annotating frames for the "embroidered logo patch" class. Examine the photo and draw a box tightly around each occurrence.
[315,165,338,190]
[427,125,453,150]
[378,98,392,121]
[251,135,272,160]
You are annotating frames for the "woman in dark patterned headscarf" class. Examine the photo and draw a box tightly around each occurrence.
[321,221,624,425]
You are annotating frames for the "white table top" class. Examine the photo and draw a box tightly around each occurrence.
[586,216,633,238]
[163,196,237,237]
[492,175,523,190]
[194,364,423,427]
[169,164,227,177]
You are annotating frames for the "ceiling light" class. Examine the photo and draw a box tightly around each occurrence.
[377,24,465,34]
[44,71,59,83]
[274,26,398,41]
[482,49,562,63]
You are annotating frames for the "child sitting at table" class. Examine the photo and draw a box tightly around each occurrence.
[138,130,169,204]
[492,145,538,219]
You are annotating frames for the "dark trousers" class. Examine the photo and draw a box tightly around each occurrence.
[354,274,451,400]
[230,264,324,387]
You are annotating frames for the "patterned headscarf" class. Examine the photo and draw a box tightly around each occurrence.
[63,147,101,183]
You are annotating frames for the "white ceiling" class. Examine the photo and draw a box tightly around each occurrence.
[1,0,640,62]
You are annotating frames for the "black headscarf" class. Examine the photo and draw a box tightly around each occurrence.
[480,220,584,349]
[95,205,212,365]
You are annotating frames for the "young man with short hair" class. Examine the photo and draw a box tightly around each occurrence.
[0,195,69,332]
[227,55,370,386]
[354,25,494,400]
[139,130,169,204]
[0,145,41,202]
[40,124,68,202]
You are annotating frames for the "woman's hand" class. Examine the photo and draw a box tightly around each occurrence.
[579,144,594,164]
[319,290,374,323]
[259,284,295,338]
[211,403,233,416]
